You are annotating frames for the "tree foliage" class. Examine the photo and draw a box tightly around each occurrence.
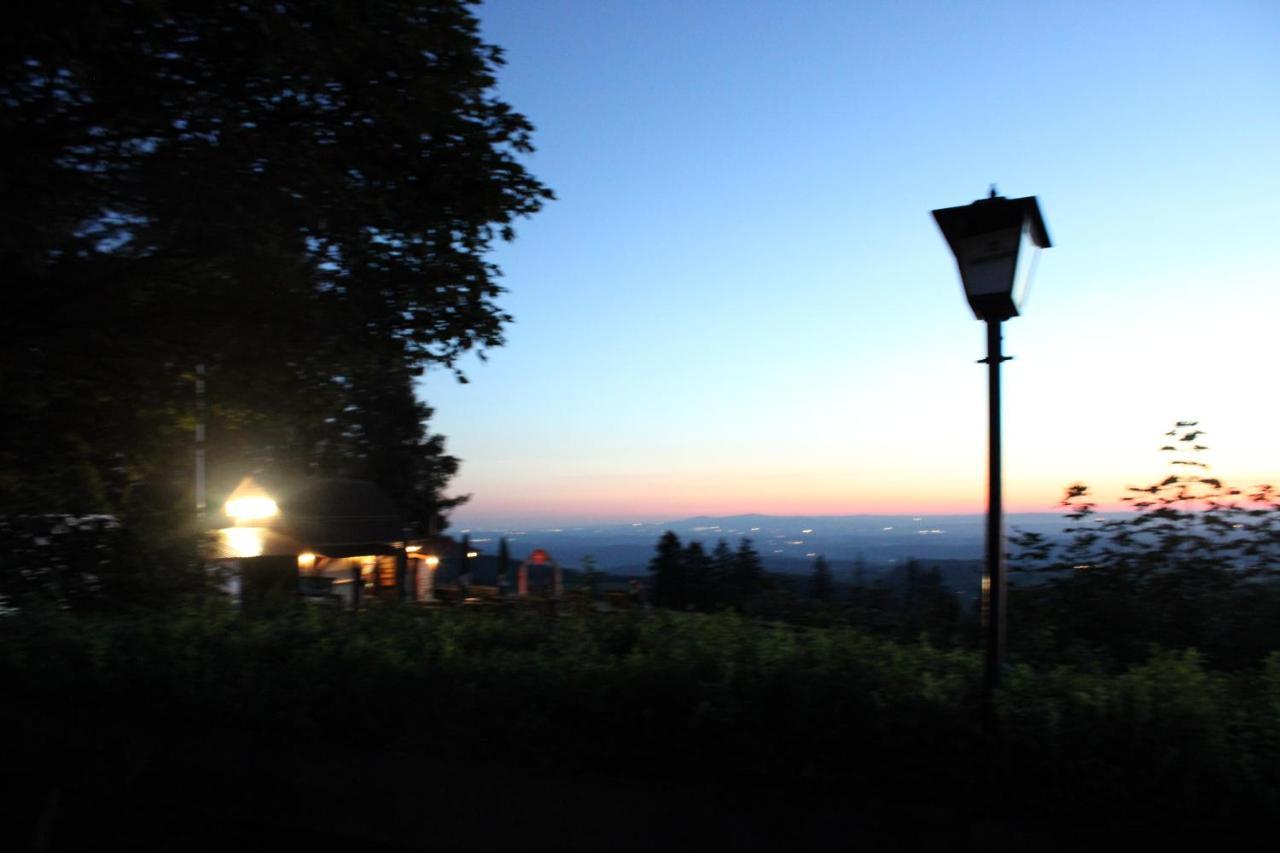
[647,532,768,612]
[0,1,553,536]
[1009,423,1280,668]
[810,554,834,602]
[648,531,685,609]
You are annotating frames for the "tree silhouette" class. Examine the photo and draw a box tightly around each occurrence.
[708,538,734,610]
[732,537,765,608]
[811,555,834,602]
[683,540,711,611]
[498,537,511,595]
[1009,422,1280,667]
[648,531,685,609]
[0,1,553,538]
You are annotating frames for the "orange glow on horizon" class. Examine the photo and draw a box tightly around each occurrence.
[449,463,1280,525]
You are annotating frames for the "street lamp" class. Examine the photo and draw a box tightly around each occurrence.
[933,188,1051,698]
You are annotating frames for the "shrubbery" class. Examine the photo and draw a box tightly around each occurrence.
[4,602,1278,824]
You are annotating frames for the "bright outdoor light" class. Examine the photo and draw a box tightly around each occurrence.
[223,495,279,523]
[424,555,440,569]
[932,191,1051,322]
[297,552,317,570]
[466,550,479,559]
[222,526,265,558]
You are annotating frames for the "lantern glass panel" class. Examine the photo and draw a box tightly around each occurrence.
[959,225,1021,297]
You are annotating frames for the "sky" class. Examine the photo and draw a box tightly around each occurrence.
[420,0,1279,527]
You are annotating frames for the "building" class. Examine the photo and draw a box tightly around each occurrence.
[208,475,452,607]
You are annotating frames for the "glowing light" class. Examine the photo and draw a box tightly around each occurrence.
[801,528,813,534]
[297,551,317,570]
[424,555,440,569]
[224,495,278,523]
[222,527,264,558]
[466,550,479,558]
[405,545,422,553]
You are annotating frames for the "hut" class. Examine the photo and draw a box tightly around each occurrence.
[208,475,451,607]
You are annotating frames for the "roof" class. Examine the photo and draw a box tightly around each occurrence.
[275,478,404,546]
[216,475,405,550]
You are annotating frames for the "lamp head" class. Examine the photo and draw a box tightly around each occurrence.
[932,193,1051,322]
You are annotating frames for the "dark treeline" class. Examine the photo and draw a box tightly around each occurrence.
[647,532,970,646]
[641,426,1280,672]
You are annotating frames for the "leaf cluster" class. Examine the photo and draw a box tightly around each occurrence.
[1009,423,1280,668]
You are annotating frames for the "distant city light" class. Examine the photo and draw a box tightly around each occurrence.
[424,555,440,569]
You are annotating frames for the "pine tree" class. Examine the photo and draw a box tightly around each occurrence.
[732,537,764,608]
[458,534,473,590]
[708,538,734,610]
[850,553,867,606]
[648,531,685,609]
[498,537,511,594]
[683,541,711,611]
[811,555,834,602]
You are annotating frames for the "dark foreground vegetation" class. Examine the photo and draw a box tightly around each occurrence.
[3,427,1279,847]
[5,600,1280,849]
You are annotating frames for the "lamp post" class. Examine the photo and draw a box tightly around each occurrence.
[932,189,1051,699]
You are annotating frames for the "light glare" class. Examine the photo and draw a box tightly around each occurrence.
[223,527,265,558]
[224,495,278,522]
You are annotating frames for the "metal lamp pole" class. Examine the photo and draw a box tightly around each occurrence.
[981,320,1008,695]
[932,190,1051,707]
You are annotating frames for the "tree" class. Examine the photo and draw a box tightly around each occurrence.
[0,2,553,539]
[648,531,685,609]
[811,555,834,602]
[683,540,711,611]
[707,538,734,610]
[849,553,867,607]
[498,537,511,593]
[579,554,601,600]
[731,537,765,608]
[1009,422,1280,667]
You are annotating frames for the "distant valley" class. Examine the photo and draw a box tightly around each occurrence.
[457,512,1087,577]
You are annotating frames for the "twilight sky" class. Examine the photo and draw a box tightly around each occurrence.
[421,0,1279,527]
